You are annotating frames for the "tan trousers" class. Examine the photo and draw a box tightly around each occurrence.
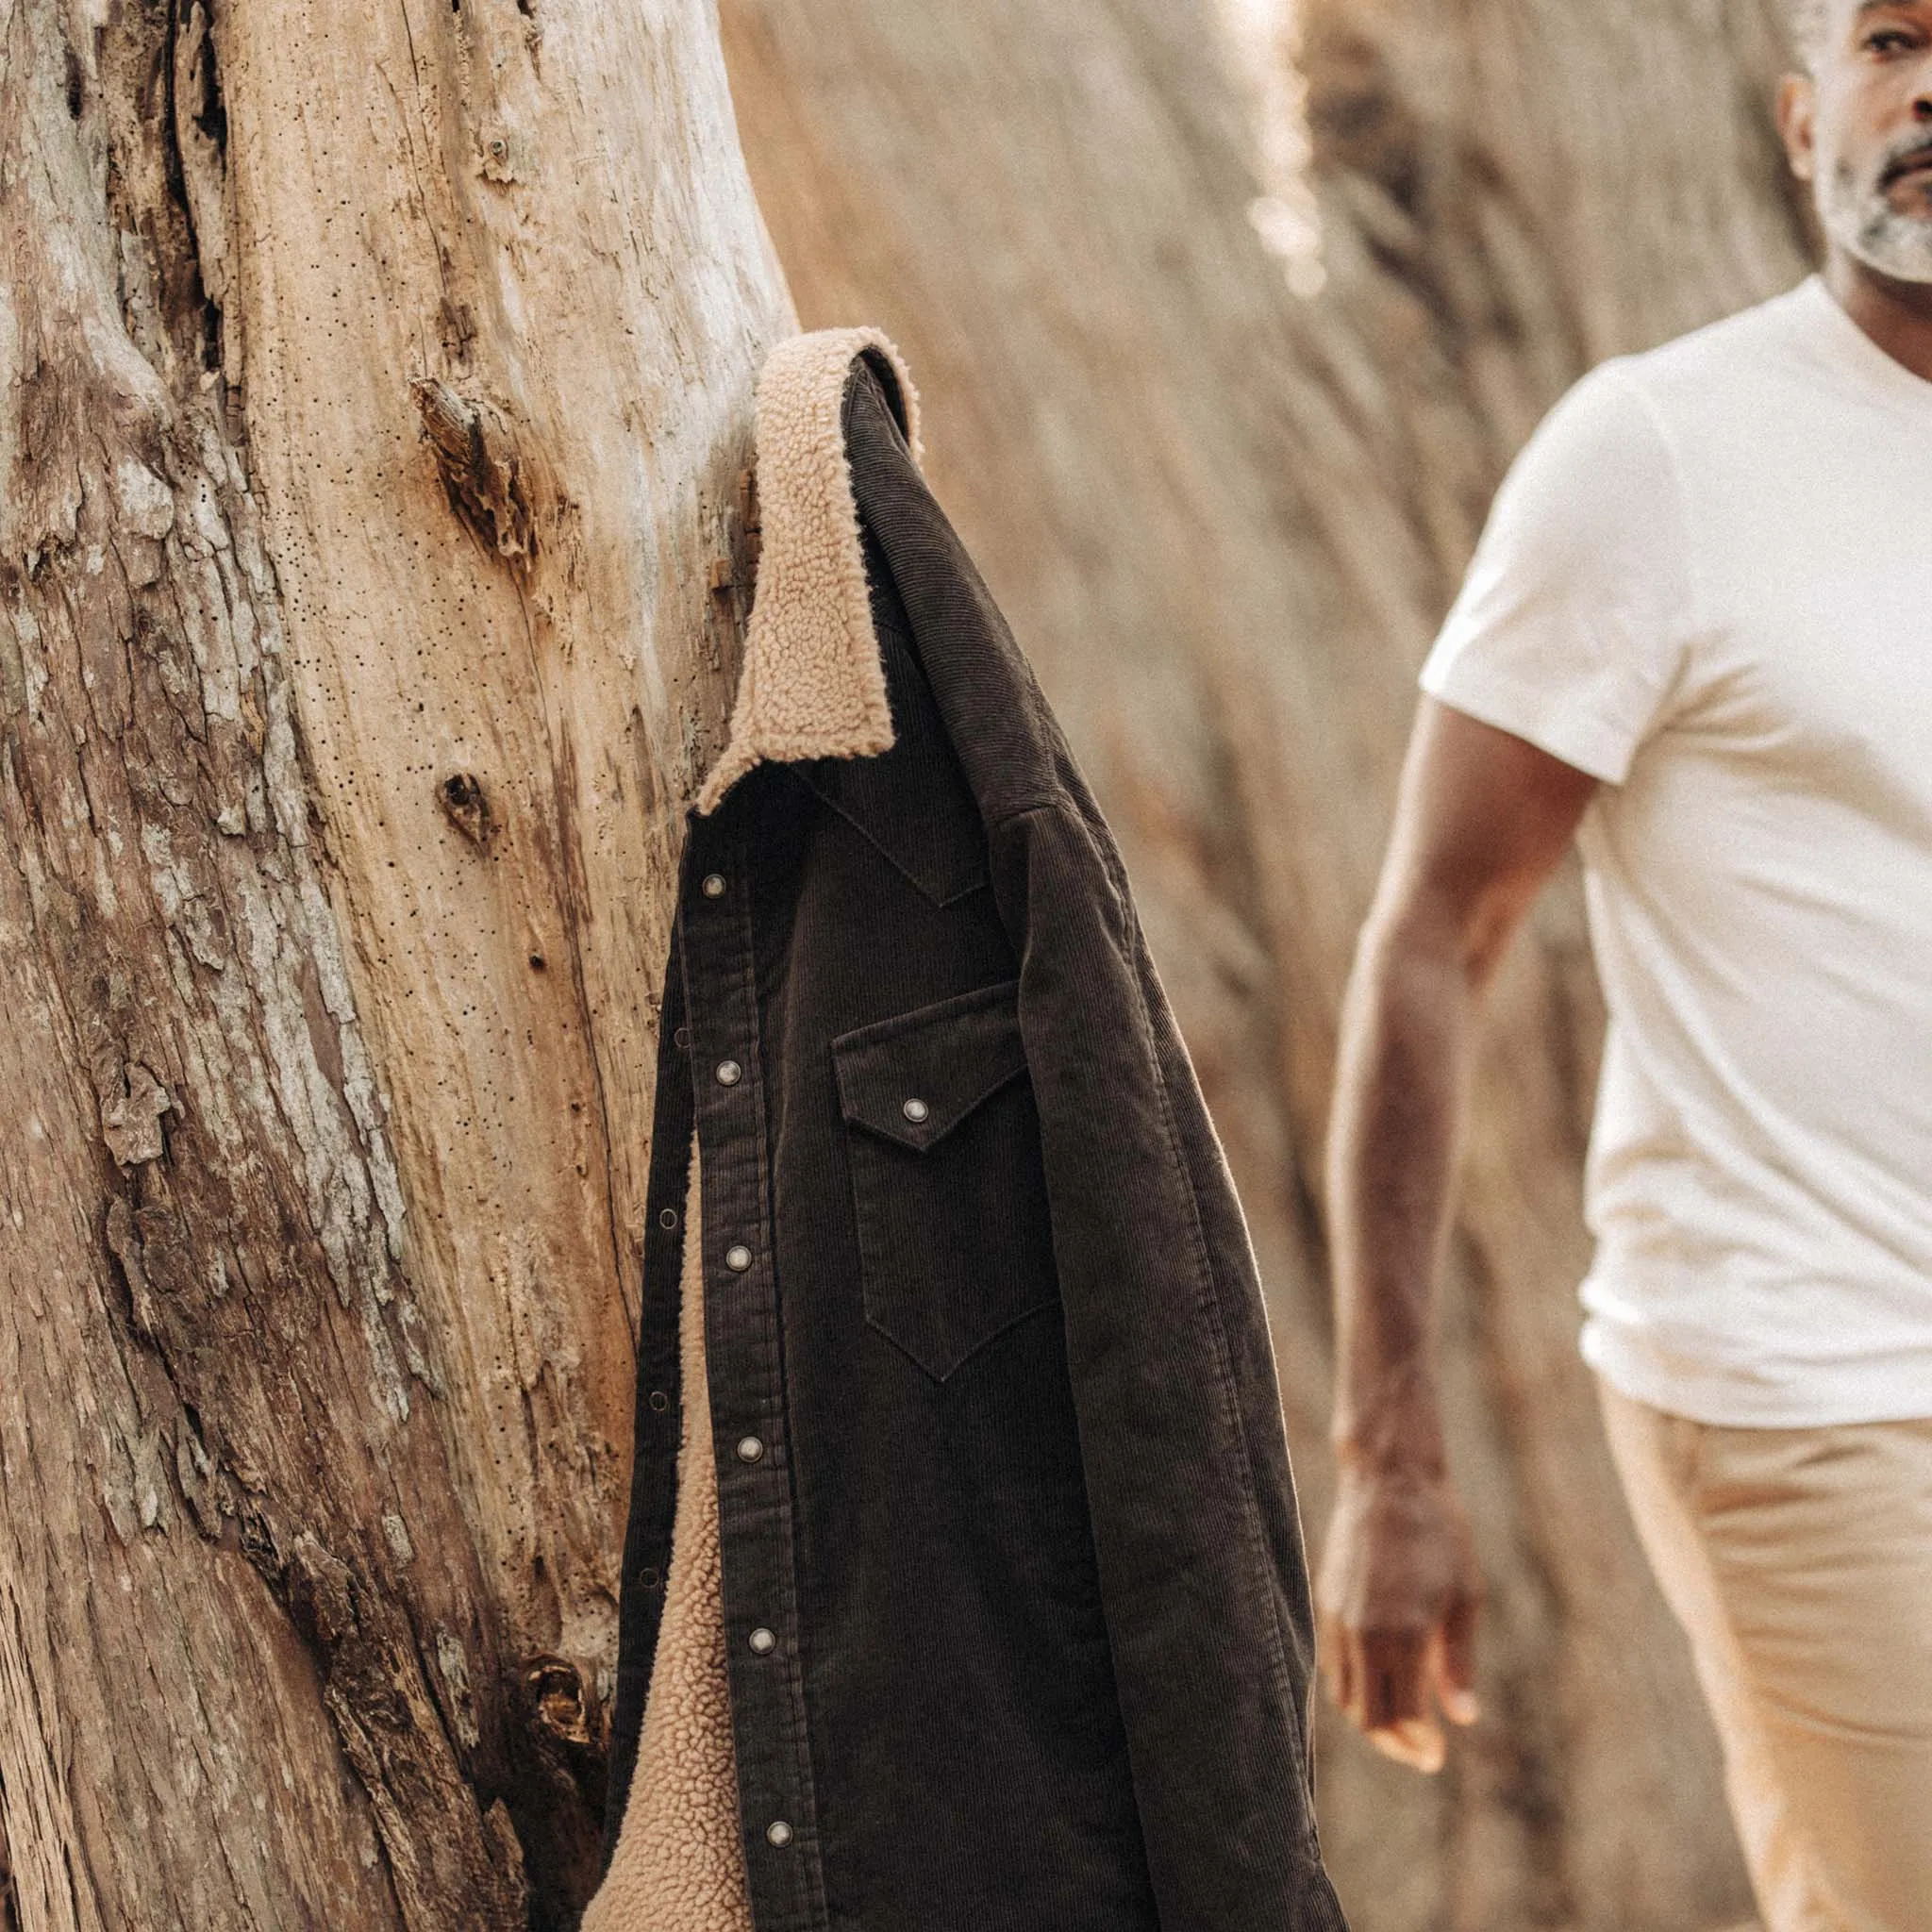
[1596,1379,1932,1932]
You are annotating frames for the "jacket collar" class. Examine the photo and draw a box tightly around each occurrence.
[695,327,924,816]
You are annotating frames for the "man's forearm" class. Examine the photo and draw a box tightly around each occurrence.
[1318,702,1591,1750]
[1325,915,1479,1477]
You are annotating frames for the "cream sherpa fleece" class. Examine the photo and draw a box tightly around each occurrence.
[695,326,924,814]
[583,1140,752,1932]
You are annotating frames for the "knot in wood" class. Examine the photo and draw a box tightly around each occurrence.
[439,771,493,847]
[409,377,536,565]
[524,1655,592,1749]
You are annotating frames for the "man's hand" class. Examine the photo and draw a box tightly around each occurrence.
[1316,1463,1483,1772]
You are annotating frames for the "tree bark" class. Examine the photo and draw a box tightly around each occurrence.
[0,0,788,1924]
[718,2,1807,1925]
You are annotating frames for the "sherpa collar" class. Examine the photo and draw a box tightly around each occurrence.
[695,327,924,815]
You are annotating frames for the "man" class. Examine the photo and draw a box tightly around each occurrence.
[1318,1,1932,1925]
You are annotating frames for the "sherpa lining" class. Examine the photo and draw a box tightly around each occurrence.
[695,327,924,814]
[583,1138,752,1932]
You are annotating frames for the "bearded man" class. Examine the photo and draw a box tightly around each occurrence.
[1317,2,1932,1925]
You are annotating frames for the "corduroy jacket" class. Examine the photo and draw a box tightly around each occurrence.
[590,328,1347,1932]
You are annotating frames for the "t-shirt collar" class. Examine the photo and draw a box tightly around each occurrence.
[1796,271,1932,413]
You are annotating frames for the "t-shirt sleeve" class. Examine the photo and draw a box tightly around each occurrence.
[1419,363,1695,785]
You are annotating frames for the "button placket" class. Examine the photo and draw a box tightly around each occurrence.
[681,807,824,1930]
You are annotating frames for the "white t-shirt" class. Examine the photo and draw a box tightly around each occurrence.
[1420,275,1932,1427]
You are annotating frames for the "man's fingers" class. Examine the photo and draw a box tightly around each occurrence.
[1317,1610,1357,1721]
[1436,1596,1481,1726]
[1341,1623,1473,1772]
[1368,1716,1445,1774]
[1317,1611,1349,1715]
[1357,1627,1430,1731]
[1335,1628,1364,1728]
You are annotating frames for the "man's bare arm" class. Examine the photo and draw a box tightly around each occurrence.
[1319,696,1597,1770]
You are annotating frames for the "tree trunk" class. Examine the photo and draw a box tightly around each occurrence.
[718,2,1807,1925]
[0,0,789,1924]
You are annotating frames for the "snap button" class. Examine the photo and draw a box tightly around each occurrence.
[724,1244,753,1273]
[648,1390,670,1413]
[658,1207,679,1229]
[766,1820,793,1848]
[715,1059,742,1087]
[639,1566,662,1590]
[748,1626,776,1655]
[673,1025,691,1049]
[701,874,727,898]
[736,1435,765,1463]
[901,1096,930,1124]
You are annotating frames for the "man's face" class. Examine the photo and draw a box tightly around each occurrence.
[1782,0,1932,283]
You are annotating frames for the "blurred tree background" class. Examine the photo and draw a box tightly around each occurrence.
[720,2,1812,1926]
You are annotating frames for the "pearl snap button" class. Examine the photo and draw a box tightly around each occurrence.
[748,1626,776,1655]
[715,1059,742,1087]
[724,1244,753,1273]
[902,1096,930,1123]
[701,874,727,898]
[766,1820,793,1848]
[736,1435,765,1463]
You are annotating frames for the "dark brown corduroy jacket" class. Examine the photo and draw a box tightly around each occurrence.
[594,328,1348,1932]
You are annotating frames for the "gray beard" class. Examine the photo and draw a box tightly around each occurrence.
[1819,143,1932,285]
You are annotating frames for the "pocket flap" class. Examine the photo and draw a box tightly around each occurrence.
[832,979,1027,1153]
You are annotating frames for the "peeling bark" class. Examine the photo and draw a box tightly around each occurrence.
[1,0,790,1924]
[720,1,1806,1925]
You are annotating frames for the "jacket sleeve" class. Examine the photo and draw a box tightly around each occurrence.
[987,796,1349,1932]
[841,349,1345,1925]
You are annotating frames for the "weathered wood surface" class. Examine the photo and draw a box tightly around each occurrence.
[719,1,1808,1924]
[0,0,789,1924]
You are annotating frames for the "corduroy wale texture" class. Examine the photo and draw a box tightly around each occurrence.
[595,331,1348,1932]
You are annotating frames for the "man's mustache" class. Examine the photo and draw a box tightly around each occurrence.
[1876,129,1932,191]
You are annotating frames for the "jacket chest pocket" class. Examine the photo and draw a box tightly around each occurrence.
[832,980,1060,1382]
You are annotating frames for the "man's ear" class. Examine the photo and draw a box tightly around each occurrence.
[1778,72,1819,183]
